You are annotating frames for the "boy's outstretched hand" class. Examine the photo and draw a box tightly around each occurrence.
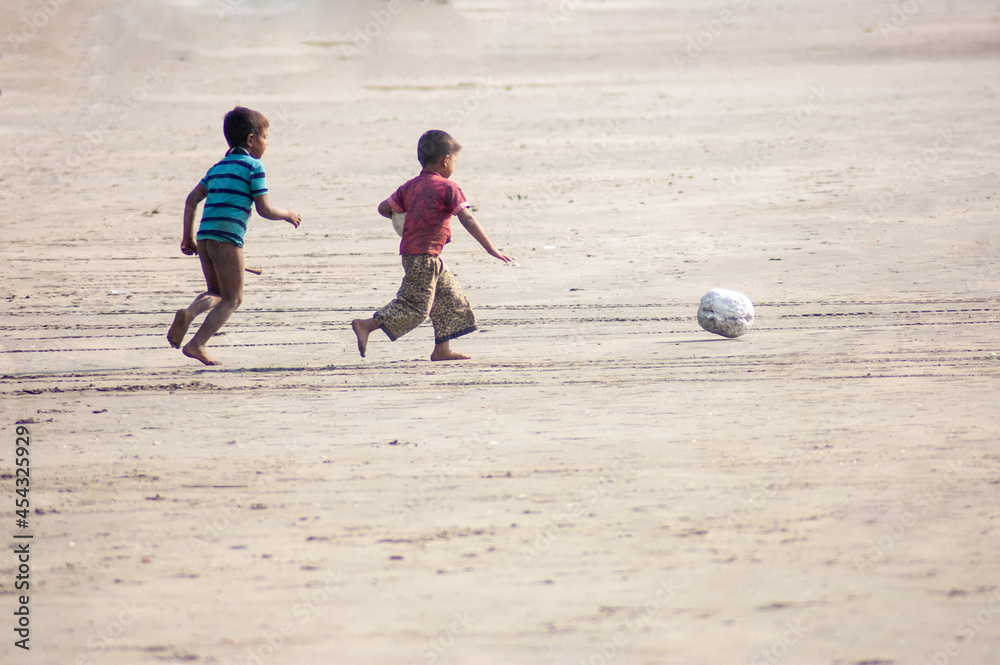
[489,248,512,263]
[457,208,512,264]
[253,194,301,228]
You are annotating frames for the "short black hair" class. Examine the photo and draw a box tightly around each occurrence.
[417,129,462,168]
[223,106,269,149]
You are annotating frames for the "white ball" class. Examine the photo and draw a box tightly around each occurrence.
[698,288,754,338]
[391,211,406,237]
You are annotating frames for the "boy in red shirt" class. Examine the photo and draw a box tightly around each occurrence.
[352,130,510,361]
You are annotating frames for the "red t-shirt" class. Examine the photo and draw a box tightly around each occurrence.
[388,170,469,256]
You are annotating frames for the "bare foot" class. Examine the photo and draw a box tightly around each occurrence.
[352,319,370,357]
[430,348,471,361]
[167,309,192,348]
[182,343,221,366]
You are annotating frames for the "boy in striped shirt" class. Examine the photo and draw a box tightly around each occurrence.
[167,106,301,365]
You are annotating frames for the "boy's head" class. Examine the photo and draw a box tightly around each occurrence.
[223,106,269,150]
[417,130,461,169]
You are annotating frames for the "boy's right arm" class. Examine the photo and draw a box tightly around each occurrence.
[377,199,394,219]
[181,184,207,255]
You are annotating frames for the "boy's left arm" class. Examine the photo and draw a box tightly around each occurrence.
[253,194,301,227]
[456,208,511,263]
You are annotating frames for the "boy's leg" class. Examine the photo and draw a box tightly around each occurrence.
[168,294,221,348]
[167,241,224,348]
[428,265,477,361]
[183,240,244,365]
[353,255,437,357]
[350,317,381,358]
[430,339,470,362]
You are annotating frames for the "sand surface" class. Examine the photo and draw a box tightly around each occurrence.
[2,1,1000,663]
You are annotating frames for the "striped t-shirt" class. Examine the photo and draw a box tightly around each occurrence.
[196,147,268,247]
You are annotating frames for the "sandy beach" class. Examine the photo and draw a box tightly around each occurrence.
[2,1,999,663]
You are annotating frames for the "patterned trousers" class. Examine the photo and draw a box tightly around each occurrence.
[373,254,478,345]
